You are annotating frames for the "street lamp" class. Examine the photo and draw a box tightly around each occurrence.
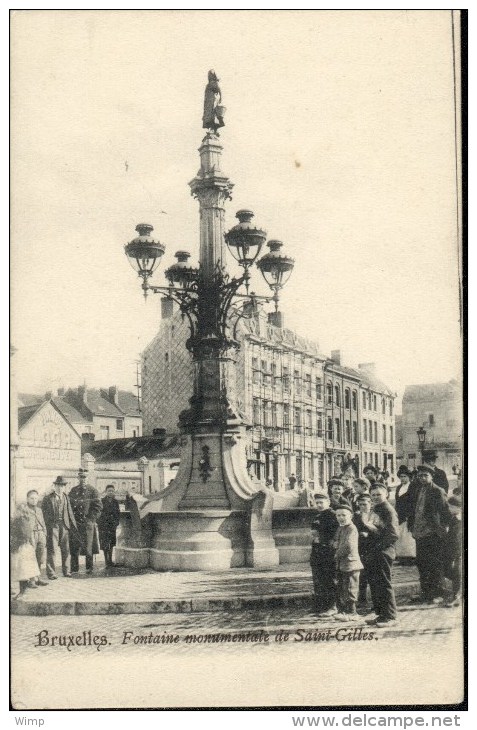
[417,426,427,463]
[121,71,296,571]
[124,215,294,355]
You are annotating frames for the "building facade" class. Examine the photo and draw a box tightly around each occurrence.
[400,379,462,474]
[15,400,82,504]
[142,303,396,490]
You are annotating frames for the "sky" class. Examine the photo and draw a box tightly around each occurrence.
[11,10,462,412]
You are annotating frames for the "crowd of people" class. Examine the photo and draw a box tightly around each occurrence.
[10,469,121,598]
[309,449,462,627]
[11,451,462,618]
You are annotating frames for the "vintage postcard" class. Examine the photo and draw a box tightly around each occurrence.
[10,9,464,711]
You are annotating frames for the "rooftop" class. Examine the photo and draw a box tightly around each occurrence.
[403,380,460,403]
[84,434,181,462]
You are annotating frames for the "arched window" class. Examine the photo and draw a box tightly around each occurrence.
[326,382,333,405]
[352,390,358,411]
[382,397,386,415]
[334,385,341,406]
[345,388,350,409]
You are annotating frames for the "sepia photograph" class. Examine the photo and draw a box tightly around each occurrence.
[10,9,465,711]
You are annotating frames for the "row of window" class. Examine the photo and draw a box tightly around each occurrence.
[362,420,394,445]
[252,369,394,418]
[362,391,394,416]
[252,400,394,447]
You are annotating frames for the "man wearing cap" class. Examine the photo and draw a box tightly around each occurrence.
[42,475,77,579]
[421,449,449,494]
[408,464,450,604]
[69,469,102,574]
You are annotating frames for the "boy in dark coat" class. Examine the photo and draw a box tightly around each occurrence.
[98,484,121,568]
[310,492,339,617]
[444,495,462,607]
[366,483,400,627]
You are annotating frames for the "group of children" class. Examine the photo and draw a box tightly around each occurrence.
[310,471,462,626]
[310,475,400,627]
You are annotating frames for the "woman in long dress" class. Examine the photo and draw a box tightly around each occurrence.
[393,466,416,562]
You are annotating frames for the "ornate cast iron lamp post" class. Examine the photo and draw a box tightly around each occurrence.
[122,71,295,571]
[417,425,427,464]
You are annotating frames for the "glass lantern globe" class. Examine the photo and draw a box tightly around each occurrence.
[124,224,165,278]
[224,210,267,269]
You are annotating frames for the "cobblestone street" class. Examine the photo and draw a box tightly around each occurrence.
[11,602,464,709]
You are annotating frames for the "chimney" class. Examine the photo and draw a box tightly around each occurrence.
[358,362,376,375]
[57,387,65,396]
[81,433,95,454]
[108,386,119,406]
[161,297,174,319]
[330,350,341,365]
[153,427,167,438]
[268,311,284,328]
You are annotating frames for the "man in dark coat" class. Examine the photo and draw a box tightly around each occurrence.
[42,475,78,579]
[68,469,102,574]
[408,464,450,603]
[98,484,121,568]
[365,483,400,627]
[421,449,450,494]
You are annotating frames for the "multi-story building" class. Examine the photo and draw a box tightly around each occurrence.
[142,302,396,490]
[400,379,462,474]
[17,386,142,442]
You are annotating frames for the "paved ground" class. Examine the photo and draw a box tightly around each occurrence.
[11,560,420,614]
[11,602,464,709]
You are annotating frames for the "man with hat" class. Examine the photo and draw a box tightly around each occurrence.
[407,464,450,604]
[42,475,78,579]
[421,449,449,494]
[68,469,102,574]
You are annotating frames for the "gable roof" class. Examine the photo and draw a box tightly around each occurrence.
[18,399,82,438]
[18,403,43,430]
[81,389,124,417]
[117,390,141,417]
[50,397,89,425]
[85,434,180,462]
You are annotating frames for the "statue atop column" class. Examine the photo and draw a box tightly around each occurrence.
[203,70,225,134]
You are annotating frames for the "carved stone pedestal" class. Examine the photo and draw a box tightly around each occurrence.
[149,510,247,571]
